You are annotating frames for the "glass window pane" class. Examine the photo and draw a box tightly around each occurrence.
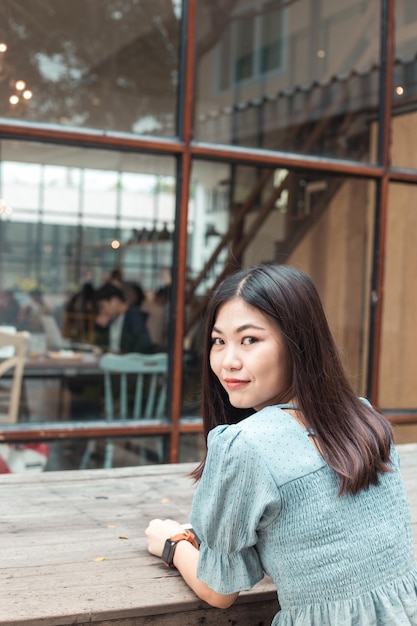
[39,435,168,471]
[0,140,175,430]
[179,433,204,464]
[43,166,81,219]
[3,162,41,212]
[0,0,181,137]
[182,160,375,420]
[1,431,203,473]
[392,0,417,168]
[195,0,380,162]
[379,183,417,409]
[260,2,284,73]
[235,15,255,81]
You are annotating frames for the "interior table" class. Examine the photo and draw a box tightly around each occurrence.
[19,352,102,421]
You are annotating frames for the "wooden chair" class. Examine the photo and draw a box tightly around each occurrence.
[80,352,168,469]
[0,331,29,424]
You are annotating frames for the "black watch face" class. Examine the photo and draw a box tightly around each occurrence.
[162,539,176,566]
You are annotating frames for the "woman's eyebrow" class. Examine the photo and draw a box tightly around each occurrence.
[212,323,266,334]
[236,323,266,332]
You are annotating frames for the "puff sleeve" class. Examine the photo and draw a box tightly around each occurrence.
[189,423,281,594]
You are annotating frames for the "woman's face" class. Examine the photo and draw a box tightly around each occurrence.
[210,297,291,411]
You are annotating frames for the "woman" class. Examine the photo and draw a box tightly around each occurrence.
[146,264,417,625]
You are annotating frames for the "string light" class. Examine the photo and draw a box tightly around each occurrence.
[0,45,33,107]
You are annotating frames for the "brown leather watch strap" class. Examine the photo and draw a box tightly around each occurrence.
[169,529,199,549]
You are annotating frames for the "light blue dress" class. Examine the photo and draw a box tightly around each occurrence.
[189,405,417,625]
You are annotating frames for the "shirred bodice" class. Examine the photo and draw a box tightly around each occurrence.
[190,405,417,625]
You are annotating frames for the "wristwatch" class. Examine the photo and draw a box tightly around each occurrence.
[161,528,199,567]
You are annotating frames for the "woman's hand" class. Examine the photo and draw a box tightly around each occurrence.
[145,518,238,609]
[145,518,184,557]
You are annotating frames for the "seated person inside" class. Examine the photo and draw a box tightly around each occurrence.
[95,283,153,354]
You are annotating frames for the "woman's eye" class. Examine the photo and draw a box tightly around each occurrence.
[242,336,257,345]
[211,337,224,346]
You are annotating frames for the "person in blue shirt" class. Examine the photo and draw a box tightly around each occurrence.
[146,263,417,625]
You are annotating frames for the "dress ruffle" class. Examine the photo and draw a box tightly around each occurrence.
[197,542,264,594]
[273,569,417,626]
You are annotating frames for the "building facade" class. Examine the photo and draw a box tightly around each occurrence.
[0,0,416,471]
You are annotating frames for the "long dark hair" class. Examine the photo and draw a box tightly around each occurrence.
[192,263,393,495]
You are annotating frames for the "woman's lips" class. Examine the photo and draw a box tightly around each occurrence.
[223,378,249,390]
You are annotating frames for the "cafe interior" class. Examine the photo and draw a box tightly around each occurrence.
[0,0,416,473]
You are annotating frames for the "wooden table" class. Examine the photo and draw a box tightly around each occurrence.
[23,353,101,378]
[18,353,102,422]
[1,445,416,626]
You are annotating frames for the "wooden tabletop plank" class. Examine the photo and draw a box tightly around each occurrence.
[1,445,416,626]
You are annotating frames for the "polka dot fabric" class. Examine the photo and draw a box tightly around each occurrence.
[190,405,417,625]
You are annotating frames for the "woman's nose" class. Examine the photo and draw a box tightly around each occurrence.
[222,345,242,371]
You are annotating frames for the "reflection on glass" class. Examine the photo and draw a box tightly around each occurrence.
[392,0,417,168]
[41,436,168,471]
[179,433,205,464]
[195,0,379,161]
[0,140,175,433]
[183,161,374,419]
[0,1,181,136]
[379,184,417,409]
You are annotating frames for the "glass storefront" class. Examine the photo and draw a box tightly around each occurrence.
[392,0,417,168]
[380,183,417,410]
[0,0,417,474]
[194,0,380,161]
[0,0,181,136]
[0,140,177,468]
[185,161,375,404]
[0,140,176,301]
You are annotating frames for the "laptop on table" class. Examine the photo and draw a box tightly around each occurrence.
[41,315,97,353]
